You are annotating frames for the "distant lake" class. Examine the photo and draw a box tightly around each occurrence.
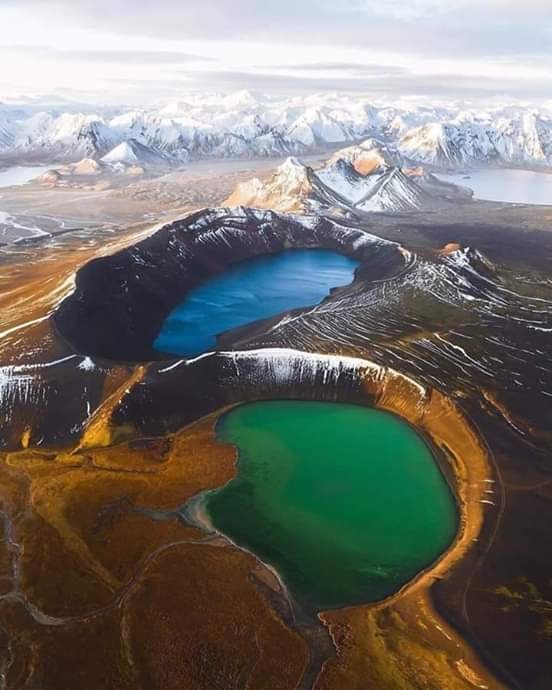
[0,166,45,188]
[154,249,359,358]
[435,168,552,205]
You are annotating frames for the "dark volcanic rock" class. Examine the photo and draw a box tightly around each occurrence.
[53,207,401,360]
[111,349,380,439]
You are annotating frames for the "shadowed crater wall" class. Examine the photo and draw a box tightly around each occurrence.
[54,208,402,361]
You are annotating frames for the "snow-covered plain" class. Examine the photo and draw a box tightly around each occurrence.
[1,92,552,169]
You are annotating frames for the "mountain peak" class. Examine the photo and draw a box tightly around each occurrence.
[224,148,448,214]
[101,141,139,165]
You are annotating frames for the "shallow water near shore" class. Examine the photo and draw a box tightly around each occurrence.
[206,401,458,610]
[154,249,359,357]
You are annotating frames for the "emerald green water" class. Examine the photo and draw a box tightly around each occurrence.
[206,401,458,611]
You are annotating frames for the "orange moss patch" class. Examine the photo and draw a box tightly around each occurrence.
[127,544,308,690]
[0,414,310,689]
[316,591,505,690]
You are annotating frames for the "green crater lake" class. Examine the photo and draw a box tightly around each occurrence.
[206,401,458,610]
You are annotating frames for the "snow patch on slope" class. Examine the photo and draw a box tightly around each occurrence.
[101,141,139,165]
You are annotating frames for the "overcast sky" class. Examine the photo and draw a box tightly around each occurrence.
[1,0,551,106]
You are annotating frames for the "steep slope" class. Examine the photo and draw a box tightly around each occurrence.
[225,157,314,212]
[225,144,443,214]
[353,168,431,212]
[400,122,498,166]
[102,139,168,169]
[101,141,139,165]
[400,112,552,167]
[11,112,118,160]
[0,113,15,151]
[325,138,401,174]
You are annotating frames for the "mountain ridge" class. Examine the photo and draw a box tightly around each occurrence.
[1,93,552,169]
[224,143,452,214]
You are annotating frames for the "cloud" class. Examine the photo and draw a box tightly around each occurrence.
[267,63,409,76]
[2,0,551,103]
[1,45,212,64]
[192,68,552,100]
[8,0,552,60]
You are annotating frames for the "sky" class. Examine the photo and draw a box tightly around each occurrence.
[1,0,551,106]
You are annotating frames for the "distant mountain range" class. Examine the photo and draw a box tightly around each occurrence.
[1,91,552,169]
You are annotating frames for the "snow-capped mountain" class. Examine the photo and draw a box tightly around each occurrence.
[325,137,401,174]
[225,157,313,212]
[100,138,166,166]
[9,112,119,160]
[101,141,139,165]
[1,92,552,169]
[224,143,443,214]
[400,111,552,166]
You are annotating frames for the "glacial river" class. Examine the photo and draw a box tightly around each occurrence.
[206,401,458,610]
[154,249,359,358]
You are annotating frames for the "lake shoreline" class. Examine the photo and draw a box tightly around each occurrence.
[125,385,497,689]
[174,378,500,689]
[0,164,47,188]
[154,249,360,358]
[435,167,552,205]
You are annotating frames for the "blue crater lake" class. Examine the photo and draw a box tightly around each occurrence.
[154,249,359,358]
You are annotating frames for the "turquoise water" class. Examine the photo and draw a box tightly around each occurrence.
[207,401,458,611]
[154,249,358,357]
